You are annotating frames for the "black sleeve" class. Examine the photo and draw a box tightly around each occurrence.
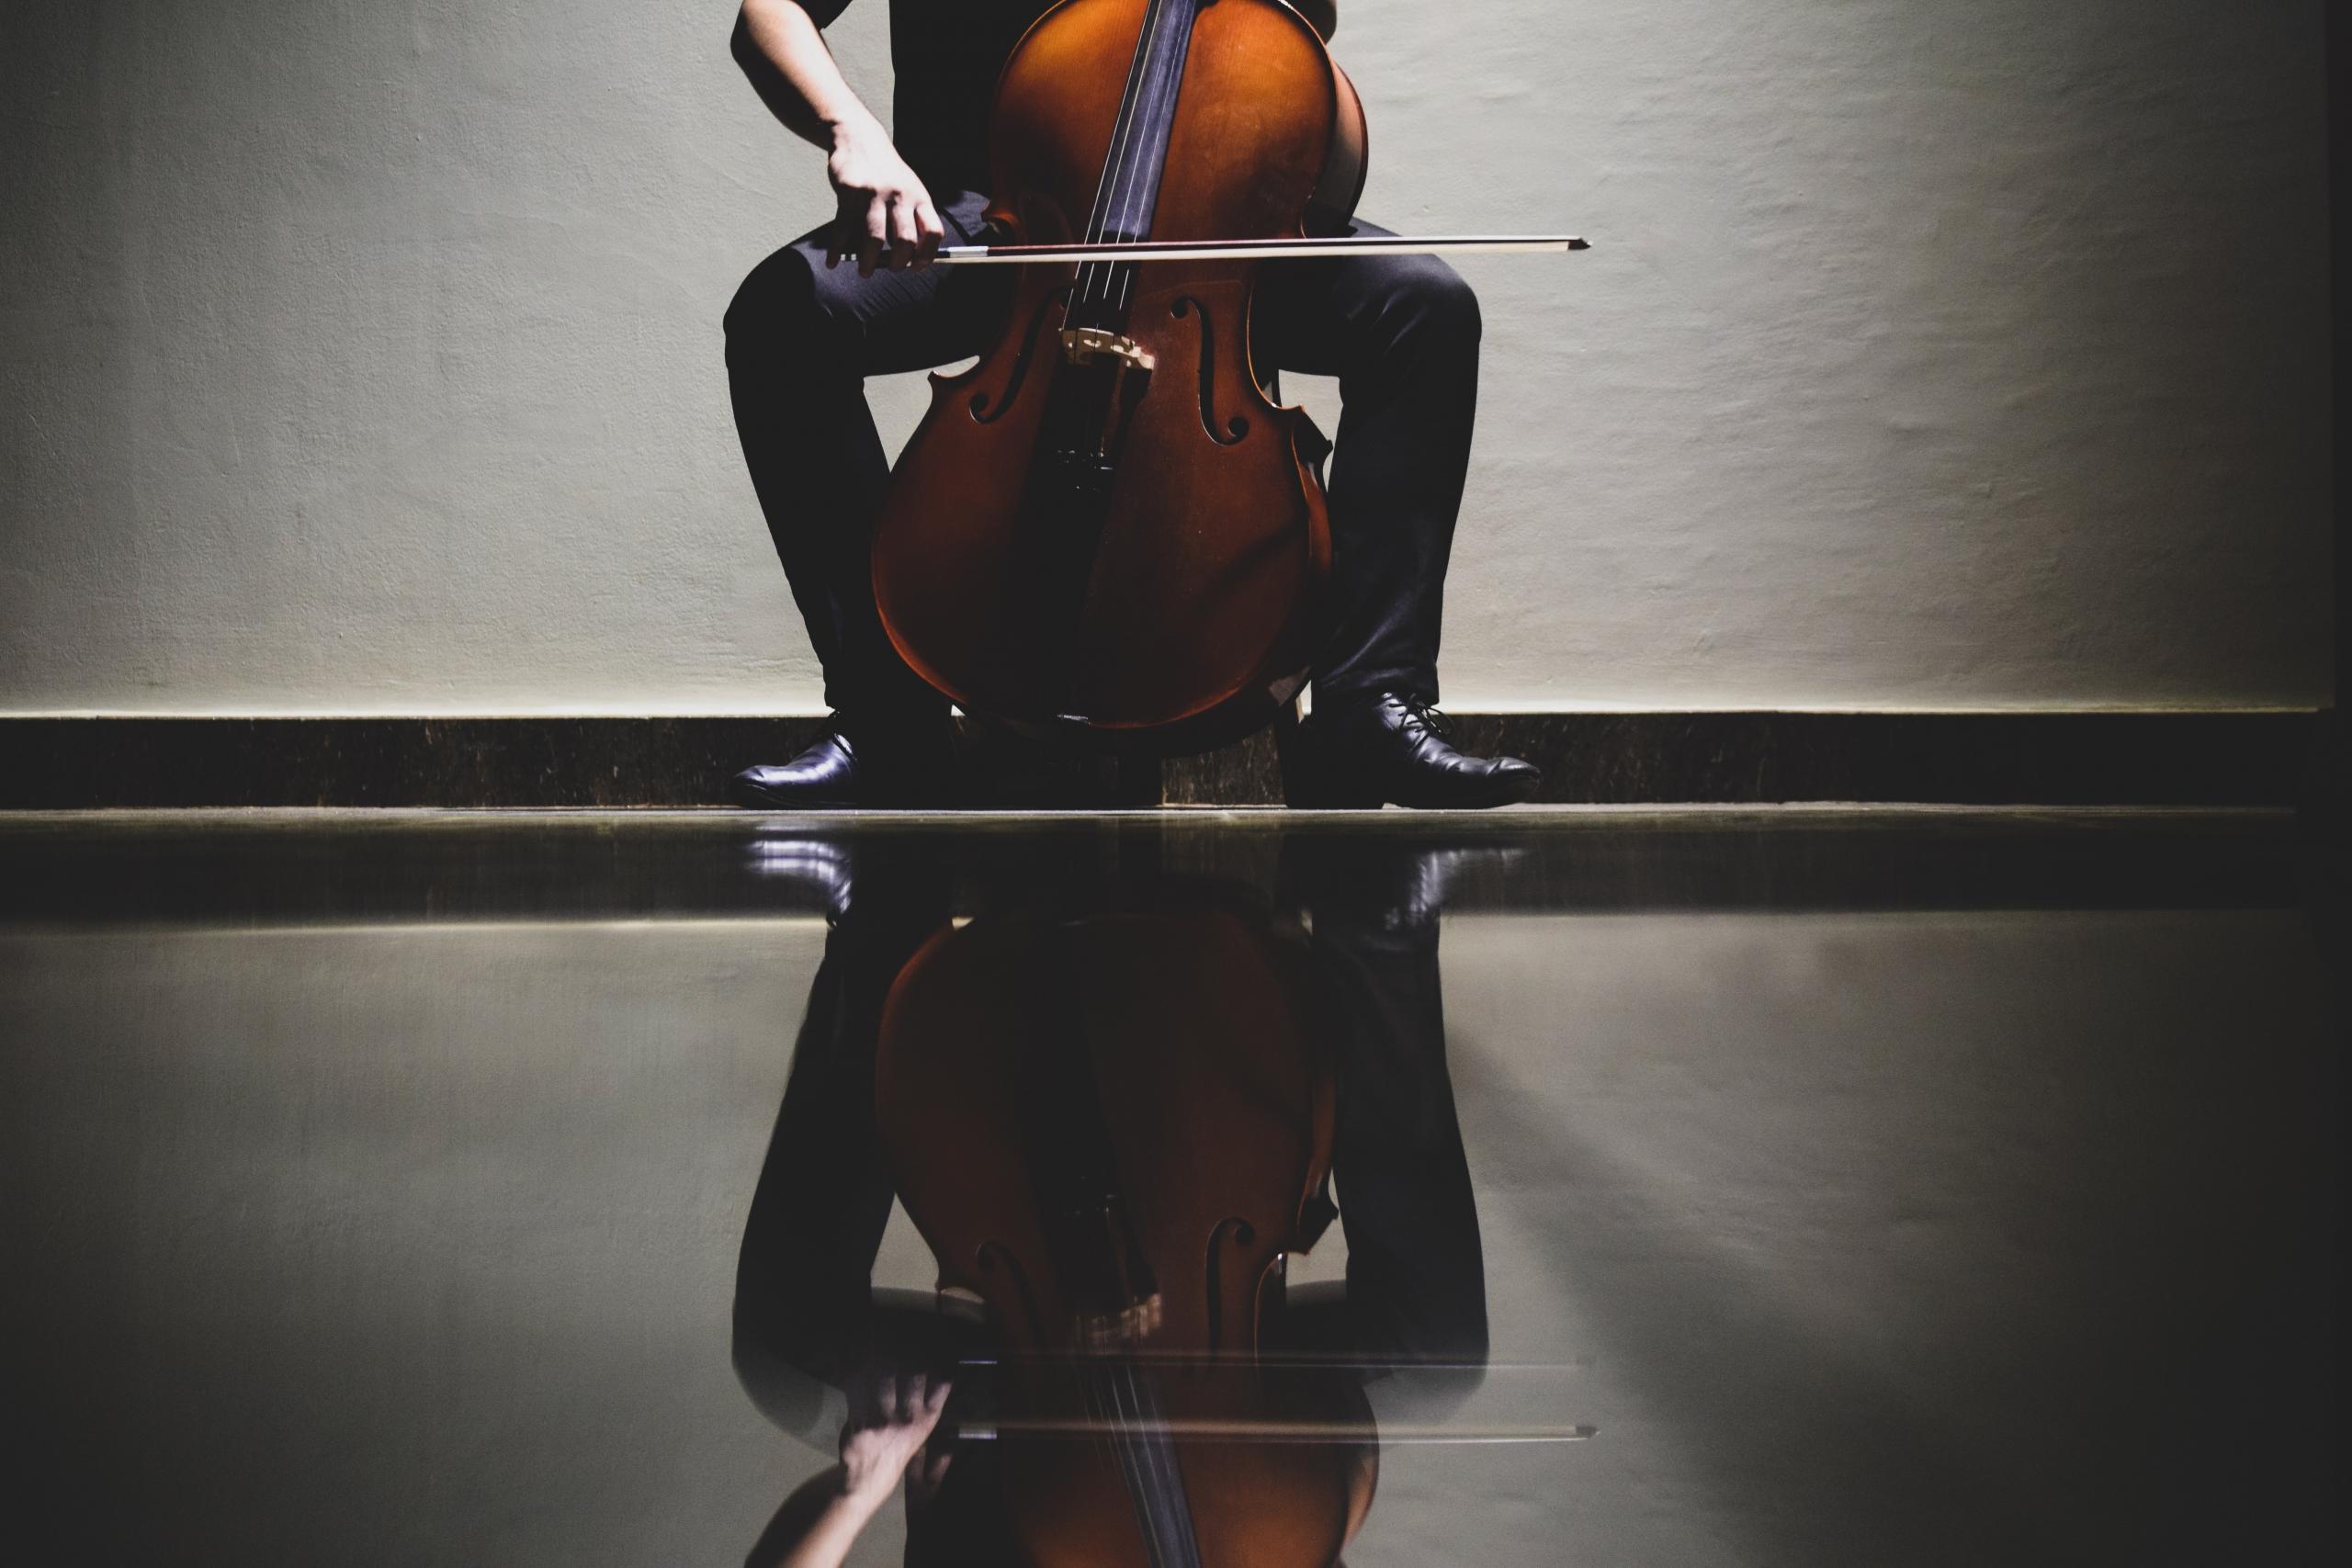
[789,0,856,27]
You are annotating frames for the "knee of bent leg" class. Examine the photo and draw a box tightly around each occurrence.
[1396,257,1482,347]
[724,245,839,366]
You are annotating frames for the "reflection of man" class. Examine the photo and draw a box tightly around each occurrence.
[730,830,1490,1564]
[723,0,1540,808]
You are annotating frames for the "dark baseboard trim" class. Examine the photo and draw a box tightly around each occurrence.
[0,711,2322,808]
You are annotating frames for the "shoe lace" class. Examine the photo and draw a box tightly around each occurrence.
[1400,700,1456,744]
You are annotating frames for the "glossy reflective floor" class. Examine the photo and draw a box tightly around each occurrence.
[1,809,2337,1565]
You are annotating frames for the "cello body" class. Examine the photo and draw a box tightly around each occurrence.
[872,889,1374,1565]
[871,0,1369,752]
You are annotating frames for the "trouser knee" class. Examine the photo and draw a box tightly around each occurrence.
[725,246,852,372]
[1385,259,1482,353]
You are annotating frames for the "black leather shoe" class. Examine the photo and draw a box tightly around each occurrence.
[1288,694,1540,809]
[730,732,865,808]
[730,716,954,809]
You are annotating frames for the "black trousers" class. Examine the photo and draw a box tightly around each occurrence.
[723,190,1483,723]
[731,866,1488,1376]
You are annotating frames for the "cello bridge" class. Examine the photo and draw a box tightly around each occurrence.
[1058,328,1155,464]
[1079,1292,1165,1350]
[1060,327,1156,373]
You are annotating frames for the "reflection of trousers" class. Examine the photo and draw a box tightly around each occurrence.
[723,189,1484,720]
[1291,912,1490,1378]
[730,883,1489,1425]
[731,860,953,1422]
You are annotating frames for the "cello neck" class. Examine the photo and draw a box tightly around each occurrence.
[1069,0,1209,333]
[1082,0,1204,248]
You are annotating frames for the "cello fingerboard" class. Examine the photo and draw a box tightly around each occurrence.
[1070,0,1207,332]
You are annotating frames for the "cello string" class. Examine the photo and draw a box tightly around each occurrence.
[1089,1360,1124,1464]
[1079,0,1172,316]
[1069,0,1132,315]
[1099,0,1196,319]
[1109,0,1198,315]
[1091,0,1166,238]
[1114,1359,1184,1568]
[1080,1360,1115,1462]
[1101,10,1168,313]
[1103,1359,1174,1568]
[1092,1367,1163,1564]
[1106,1362,1151,1549]
[1117,1361,1170,1557]
[1128,1360,1201,1565]
[1097,0,1177,301]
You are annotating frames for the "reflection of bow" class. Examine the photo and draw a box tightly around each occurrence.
[938,1353,1595,1446]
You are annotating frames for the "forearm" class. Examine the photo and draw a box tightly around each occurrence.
[752,1465,888,1568]
[731,1,951,270]
[732,0,886,152]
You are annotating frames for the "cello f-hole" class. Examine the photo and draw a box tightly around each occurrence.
[1170,297,1250,446]
[971,285,1076,423]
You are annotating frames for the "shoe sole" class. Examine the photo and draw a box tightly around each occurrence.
[728,784,864,810]
[1289,773,1541,810]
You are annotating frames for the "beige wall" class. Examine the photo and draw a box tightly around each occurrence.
[0,1,2332,716]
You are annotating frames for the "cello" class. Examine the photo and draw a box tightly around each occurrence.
[871,882,1376,1565]
[869,0,1577,753]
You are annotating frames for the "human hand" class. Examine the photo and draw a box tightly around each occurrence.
[825,123,945,275]
[904,1439,954,1515]
[839,1371,953,1507]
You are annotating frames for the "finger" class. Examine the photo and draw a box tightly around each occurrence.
[827,206,850,270]
[912,197,945,269]
[923,1450,954,1486]
[900,1371,927,1422]
[906,1381,949,1438]
[870,1374,895,1422]
[858,194,888,276]
[887,194,920,271]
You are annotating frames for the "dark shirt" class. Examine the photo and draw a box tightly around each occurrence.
[797,1,1055,194]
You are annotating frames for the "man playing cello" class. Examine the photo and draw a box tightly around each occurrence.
[725,0,1541,808]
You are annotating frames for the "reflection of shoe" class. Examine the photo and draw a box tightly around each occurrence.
[1386,844,1527,926]
[742,831,855,919]
[1288,694,1539,809]
[1282,837,1528,929]
[730,715,954,809]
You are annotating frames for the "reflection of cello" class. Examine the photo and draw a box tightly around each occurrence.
[871,0,1577,752]
[873,888,1375,1565]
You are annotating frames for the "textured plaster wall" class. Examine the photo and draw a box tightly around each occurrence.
[0,1,2332,716]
